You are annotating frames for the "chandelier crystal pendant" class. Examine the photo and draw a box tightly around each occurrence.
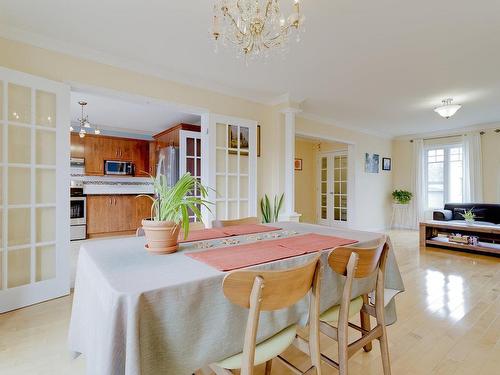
[434,98,462,119]
[74,100,100,138]
[212,0,304,59]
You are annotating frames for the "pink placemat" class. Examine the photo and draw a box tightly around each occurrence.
[221,224,281,237]
[179,228,227,243]
[185,233,358,271]
[178,224,282,243]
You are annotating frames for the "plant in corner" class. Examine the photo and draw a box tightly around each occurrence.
[392,190,413,205]
[260,193,284,223]
[459,208,476,225]
[139,173,212,254]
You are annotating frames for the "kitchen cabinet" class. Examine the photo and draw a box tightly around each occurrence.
[72,133,150,176]
[87,194,153,237]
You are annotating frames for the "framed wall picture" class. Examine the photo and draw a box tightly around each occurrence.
[382,157,392,171]
[257,124,261,157]
[365,153,379,173]
[294,158,303,171]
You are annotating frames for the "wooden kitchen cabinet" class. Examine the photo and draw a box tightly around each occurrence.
[84,136,104,175]
[70,133,85,158]
[87,195,153,237]
[134,141,150,176]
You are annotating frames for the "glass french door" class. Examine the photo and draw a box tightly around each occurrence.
[0,67,70,313]
[208,115,257,221]
[318,151,349,226]
[179,130,202,222]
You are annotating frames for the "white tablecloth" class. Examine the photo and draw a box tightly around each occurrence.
[68,222,405,375]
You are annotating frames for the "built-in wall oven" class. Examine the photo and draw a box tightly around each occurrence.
[70,180,86,241]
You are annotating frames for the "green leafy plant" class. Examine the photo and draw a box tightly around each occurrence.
[139,173,212,238]
[459,208,476,222]
[260,193,284,223]
[392,190,413,204]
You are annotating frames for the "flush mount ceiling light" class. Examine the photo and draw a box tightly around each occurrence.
[211,0,304,60]
[74,100,100,138]
[434,98,462,119]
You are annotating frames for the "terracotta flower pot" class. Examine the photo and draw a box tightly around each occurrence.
[141,219,181,255]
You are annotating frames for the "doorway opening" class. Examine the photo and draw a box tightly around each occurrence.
[294,135,353,226]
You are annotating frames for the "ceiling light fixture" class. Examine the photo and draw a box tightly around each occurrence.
[434,98,462,119]
[212,0,304,60]
[74,100,100,137]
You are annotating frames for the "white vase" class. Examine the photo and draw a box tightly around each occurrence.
[465,218,475,225]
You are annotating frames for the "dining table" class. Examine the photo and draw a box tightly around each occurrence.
[68,222,405,375]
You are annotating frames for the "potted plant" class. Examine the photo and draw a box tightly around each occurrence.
[392,190,413,205]
[459,208,476,225]
[140,173,212,254]
[260,193,284,223]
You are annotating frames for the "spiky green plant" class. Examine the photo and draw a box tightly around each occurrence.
[260,193,284,223]
[139,173,212,238]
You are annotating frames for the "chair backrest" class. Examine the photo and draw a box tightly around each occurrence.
[212,216,259,228]
[328,237,388,278]
[223,255,321,311]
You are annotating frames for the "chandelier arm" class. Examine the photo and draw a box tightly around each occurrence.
[224,11,246,37]
[264,0,274,18]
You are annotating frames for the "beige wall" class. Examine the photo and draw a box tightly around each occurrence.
[392,128,500,204]
[0,37,395,228]
[295,118,393,230]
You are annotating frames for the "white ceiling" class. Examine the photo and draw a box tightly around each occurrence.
[1,0,500,136]
[70,91,200,134]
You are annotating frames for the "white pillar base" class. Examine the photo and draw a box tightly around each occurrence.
[279,211,302,222]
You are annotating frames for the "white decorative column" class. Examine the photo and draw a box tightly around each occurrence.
[279,107,302,222]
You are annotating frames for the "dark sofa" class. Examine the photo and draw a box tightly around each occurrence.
[433,203,500,226]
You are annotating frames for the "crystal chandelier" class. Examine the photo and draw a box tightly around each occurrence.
[212,0,304,59]
[434,98,462,119]
[71,100,100,138]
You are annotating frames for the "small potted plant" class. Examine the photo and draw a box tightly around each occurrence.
[459,208,476,225]
[392,190,413,205]
[140,173,212,254]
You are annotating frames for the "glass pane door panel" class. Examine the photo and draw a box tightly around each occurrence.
[216,175,226,198]
[35,90,56,127]
[228,176,237,199]
[36,169,56,204]
[216,149,226,173]
[8,248,30,288]
[228,201,238,219]
[8,208,31,247]
[216,201,226,220]
[240,176,248,199]
[240,153,249,174]
[8,167,31,205]
[0,125,3,163]
[0,80,3,119]
[0,167,2,205]
[228,125,238,149]
[36,207,55,243]
[186,138,195,156]
[216,123,226,147]
[240,201,248,218]
[36,245,55,281]
[228,152,238,173]
[36,130,56,165]
[8,125,31,163]
[8,84,31,124]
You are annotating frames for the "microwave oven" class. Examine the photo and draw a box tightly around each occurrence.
[104,160,135,175]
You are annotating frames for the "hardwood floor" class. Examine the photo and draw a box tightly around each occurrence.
[0,230,499,375]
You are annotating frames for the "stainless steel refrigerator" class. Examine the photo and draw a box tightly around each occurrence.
[156,146,179,187]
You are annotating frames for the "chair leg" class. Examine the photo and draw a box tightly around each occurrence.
[360,294,373,352]
[378,325,391,375]
[264,360,273,375]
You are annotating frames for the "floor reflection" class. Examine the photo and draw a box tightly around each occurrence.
[425,269,465,321]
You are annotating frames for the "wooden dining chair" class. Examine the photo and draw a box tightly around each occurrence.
[318,238,391,375]
[136,221,205,237]
[211,217,259,228]
[209,256,323,375]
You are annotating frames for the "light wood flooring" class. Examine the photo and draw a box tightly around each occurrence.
[0,230,499,374]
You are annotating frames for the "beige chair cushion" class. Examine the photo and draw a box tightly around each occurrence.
[320,295,364,323]
[215,324,297,370]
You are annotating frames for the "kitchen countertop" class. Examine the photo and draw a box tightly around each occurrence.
[71,175,154,195]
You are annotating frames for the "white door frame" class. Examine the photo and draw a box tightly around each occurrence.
[316,150,350,227]
[207,114,258,224]
[0,67,70,313]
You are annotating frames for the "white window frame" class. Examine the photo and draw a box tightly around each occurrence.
[424,143,464,209]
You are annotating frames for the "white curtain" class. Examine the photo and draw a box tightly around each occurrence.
[411,139,426,229]
[462,133,483,203]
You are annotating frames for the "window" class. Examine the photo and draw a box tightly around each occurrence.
[425,145,463,209]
